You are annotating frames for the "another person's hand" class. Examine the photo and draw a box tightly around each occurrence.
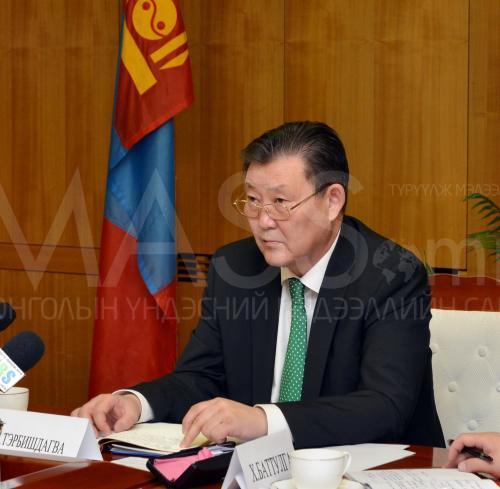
[445,432,500,477]
[180,397,268,448]
[71,393,142,436]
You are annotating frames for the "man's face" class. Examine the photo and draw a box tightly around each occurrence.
[244,154,342,276]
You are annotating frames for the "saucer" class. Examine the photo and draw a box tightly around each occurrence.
[270,478,363,489]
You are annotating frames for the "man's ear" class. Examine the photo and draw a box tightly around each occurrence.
[326,183,346,221]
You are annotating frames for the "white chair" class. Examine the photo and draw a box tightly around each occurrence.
[430,307,500,442]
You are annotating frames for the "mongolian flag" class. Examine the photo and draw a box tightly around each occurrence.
[89,0,193,396]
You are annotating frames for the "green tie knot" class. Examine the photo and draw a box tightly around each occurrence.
[288,277,305,305]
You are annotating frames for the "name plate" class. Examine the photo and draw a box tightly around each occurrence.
[0,408,102,461]
[222,430,294,489]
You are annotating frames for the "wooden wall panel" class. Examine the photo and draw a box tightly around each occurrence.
[175,0,285,255]
[0,269,96,409]
[0,0,117,248]
[467,0,500,278]
[285,0,469,269]
[65,0,119,248]
[175,0,285,352]
[0,0,118,409]
[0,243,98,277]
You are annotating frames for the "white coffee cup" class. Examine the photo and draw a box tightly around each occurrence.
[290,448,351,489]
[0,386,29,410]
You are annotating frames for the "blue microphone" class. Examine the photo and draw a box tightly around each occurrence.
[0,332,45,391]
[0,303,16,333]
[3,332,45,373]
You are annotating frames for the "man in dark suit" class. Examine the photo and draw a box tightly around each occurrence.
[73,121,444,448]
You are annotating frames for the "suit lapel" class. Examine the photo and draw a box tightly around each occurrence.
[302,220,359,400]
[251,269,282,404]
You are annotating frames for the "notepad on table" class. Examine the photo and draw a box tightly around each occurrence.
[348,468,497,488]
[99,422,208,456]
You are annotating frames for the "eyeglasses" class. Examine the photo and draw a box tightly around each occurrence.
[233,187,328,221]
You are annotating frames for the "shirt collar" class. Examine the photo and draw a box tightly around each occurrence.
[280,227,341,294]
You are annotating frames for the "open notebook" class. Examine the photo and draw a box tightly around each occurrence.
[99,422,209,456]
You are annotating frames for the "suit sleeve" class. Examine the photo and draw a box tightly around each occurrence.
[276,262,433,448]
[131,250,227,422]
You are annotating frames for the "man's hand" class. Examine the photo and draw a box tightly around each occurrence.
[71,393,142,436]
[445,432,500,477]
[180,397,268,448]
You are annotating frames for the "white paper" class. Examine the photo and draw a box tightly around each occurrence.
[349,468,498,488]
[333,443,414,471]
[112,456,149,472]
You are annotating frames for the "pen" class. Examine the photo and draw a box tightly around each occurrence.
[448,439,494,462]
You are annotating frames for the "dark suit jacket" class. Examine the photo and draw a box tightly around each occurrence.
[134,216,444,448]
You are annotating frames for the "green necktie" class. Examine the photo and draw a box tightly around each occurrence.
[279,278,307,402]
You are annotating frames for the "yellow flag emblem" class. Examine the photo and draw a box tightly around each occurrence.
[121,0,189,95]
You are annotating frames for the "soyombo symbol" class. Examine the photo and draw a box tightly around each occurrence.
[121,0,189,95]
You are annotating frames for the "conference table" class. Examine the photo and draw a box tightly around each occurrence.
[0,444,457,488]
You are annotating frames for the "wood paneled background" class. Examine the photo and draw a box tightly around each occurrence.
[0,0,498,409]
[0,0,118,409]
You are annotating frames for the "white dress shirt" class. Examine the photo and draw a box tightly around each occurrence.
[122,229,341,434]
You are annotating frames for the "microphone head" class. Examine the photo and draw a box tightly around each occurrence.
[3,331,45,372]
[0,303,16,332]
